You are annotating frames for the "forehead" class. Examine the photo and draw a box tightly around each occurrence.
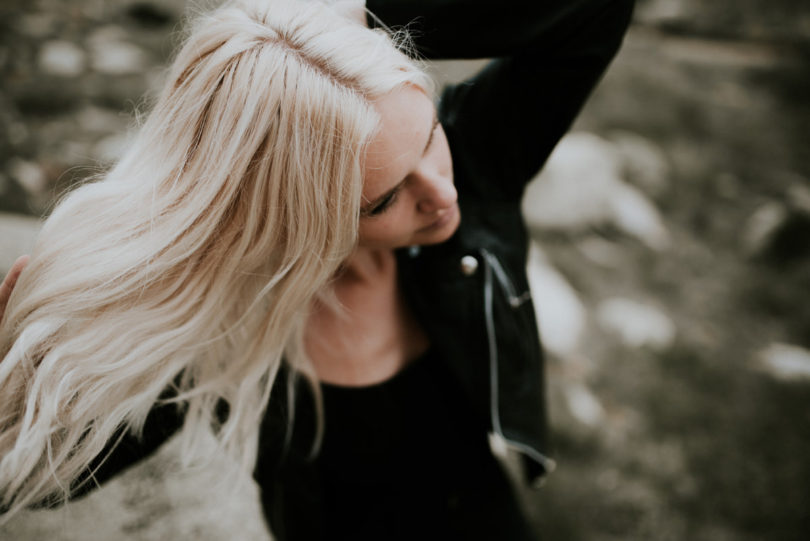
[363,86,435,198]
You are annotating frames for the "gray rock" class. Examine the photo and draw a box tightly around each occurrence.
[38,40,87,77]
[742,201,789,257]
[609,130,670,198]
[596,297,676,350]
[521,132,671,251]
[8,158,47,196]
[88,26,147,75]
[756,343,810,382]
[526,241,586,358]
[743,185,810,263]
[563,382,606,427]
[0,431,272,541]
[787,182,810,214]
[609,182,671,251]
[575,236,626,268]
[522,132,621,231]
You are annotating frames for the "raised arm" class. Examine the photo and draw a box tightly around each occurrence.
[367,0,635,200]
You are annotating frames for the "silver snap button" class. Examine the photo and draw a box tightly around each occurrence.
[460,255,478,276]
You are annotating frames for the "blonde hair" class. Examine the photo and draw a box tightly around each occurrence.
[0,0,430,519]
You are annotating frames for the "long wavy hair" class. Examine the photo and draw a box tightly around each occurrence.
[0,0,430,519]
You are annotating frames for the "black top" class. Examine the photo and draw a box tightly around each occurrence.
[316,349,535,540]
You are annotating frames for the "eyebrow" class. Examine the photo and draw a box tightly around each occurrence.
[361,112,439,214]
[423,113,439,154]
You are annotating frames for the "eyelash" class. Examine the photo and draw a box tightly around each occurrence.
[367,186,402,216]
[364,120,440,218]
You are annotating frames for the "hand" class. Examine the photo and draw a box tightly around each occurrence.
[0,255,29,325]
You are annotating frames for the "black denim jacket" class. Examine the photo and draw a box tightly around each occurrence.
[396,0,634,477]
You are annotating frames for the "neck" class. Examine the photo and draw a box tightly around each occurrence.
[339,245,395,284]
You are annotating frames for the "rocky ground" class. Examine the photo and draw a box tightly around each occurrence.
[1,1,809,540]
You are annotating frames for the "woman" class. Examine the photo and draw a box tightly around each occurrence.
[0,0,634,538]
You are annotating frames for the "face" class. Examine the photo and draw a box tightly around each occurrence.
[358,85,459,249]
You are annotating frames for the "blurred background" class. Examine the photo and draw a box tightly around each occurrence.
[1,0,809,539]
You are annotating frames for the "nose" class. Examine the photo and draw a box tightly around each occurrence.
[415,170,456,214]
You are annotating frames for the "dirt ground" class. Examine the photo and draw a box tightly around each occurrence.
[521,12,810,541]
[1,1,809,540]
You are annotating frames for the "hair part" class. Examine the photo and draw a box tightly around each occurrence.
[0,0,430,520]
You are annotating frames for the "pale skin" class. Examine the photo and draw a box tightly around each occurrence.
[0,5,460,387]
[306,84,459,386]
[0,255,29,326]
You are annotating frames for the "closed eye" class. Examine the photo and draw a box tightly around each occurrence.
[360,114,439,218]
[363,184,402,217]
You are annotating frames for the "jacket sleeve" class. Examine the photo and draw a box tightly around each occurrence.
[366,0,635,201]
[63,401,185,502]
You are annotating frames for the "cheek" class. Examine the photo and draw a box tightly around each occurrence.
[358,206,416,248]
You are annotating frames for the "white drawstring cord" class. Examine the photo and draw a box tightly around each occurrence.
[480,248,557,478]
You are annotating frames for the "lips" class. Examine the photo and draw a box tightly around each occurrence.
[420,204,458,232]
